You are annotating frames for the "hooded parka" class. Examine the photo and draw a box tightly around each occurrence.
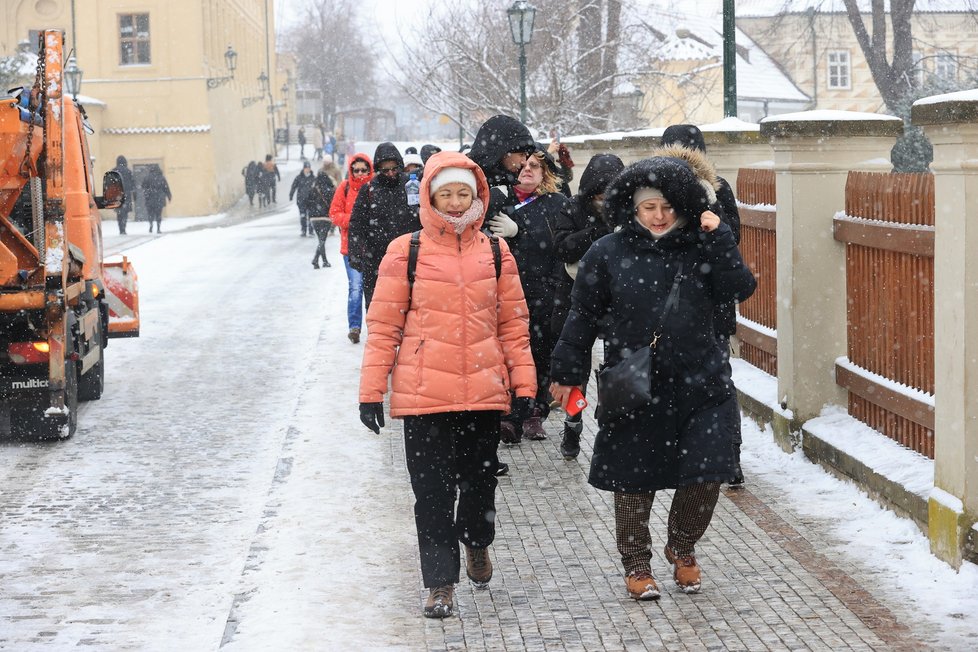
[550,157,757,492]
[550,154,624,337]
[329,154,374,255]
[467,115,536,217]
[348,142,422,305]
[359,151,537,417]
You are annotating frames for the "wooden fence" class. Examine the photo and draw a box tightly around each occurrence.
[735,168,778,376]
[834,171,935,458]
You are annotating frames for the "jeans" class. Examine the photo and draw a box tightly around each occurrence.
[403,411,501,587]
[344,255,363,330]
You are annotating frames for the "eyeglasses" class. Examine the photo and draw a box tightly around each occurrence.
[378,165,401,174]
[351,167,369,174]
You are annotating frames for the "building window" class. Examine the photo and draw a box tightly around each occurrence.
[827,50,851,89]
[119,14,150,65]
[935,52,957,83]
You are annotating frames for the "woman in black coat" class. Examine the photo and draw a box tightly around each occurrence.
[550,157,756,600]
[549,153,623,459]
[141,164,171,233]
[489,146,572,444]
[306,162,338,269]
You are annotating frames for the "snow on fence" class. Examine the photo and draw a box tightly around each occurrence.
[735,167,778,377]
[834,171,936,459]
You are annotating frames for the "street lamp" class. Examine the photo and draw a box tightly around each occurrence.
[64,55,83,101]
[258,71,269,94]
[507,0,536,124]
[206,45,237,89]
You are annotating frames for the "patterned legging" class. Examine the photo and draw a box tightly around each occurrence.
[614,482,721,575]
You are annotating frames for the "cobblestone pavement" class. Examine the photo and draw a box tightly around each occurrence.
[384,380,936,652]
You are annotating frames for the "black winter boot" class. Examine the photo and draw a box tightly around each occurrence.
[560,420,582,460]
[728,444,744,487]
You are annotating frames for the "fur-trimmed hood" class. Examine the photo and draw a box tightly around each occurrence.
[603,157,711,231]
[650,144,719,205]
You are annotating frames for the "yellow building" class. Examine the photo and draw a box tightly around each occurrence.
[1,0,289,217]
[738,3,978,114]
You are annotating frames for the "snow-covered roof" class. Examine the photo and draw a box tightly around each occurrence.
[103,125,211,135]
[913,87,978,106]
[700,116,762,132]
[737,0,978,17]
[646,10,811,104]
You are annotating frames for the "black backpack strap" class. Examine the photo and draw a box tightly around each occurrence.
[407,230,422,308]
[489,233,502,279]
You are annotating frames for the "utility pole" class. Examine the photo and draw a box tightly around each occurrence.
[723,0,738,118]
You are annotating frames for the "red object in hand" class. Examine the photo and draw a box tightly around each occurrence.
[557,144,575,169]
[564,386,588,416]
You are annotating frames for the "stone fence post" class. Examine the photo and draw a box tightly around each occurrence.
[760,111,902,441]
[913,92,978,568]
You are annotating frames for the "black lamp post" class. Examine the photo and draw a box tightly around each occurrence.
[64,55,82,101]
[722,0,737,118]
[506,0,536,125]
[207,45,237,89]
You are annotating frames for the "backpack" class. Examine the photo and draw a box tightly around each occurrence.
[407,230,501,307]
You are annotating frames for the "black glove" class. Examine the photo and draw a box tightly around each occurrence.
[359,402,385,434]
[513,396,535,422]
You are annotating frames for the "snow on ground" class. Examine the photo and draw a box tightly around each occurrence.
[734,364,978,651]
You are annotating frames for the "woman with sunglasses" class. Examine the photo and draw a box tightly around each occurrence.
[329,153,374,343]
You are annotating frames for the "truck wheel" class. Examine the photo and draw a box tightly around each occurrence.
[11,360,78,440]
[78,321,105,401]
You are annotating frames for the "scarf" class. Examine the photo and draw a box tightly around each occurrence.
[434,198,485,235]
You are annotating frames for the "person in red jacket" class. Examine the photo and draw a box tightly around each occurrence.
[329,153,374,343]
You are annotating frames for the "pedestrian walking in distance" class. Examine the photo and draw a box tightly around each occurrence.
[112,155,136,234]
[358,152,536,619]
[243,161,260,207]
[550,156,756,600]
[329,153,373,344]
[141,164,171,234]
[308,162,339,269]
[289,161,316,237]
[297,126,306,158]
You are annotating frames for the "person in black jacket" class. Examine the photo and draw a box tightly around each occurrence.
[467,114,536,220]
[659,123,745,486]
[289,161,317,237]
[141,164,171,233]
[306,161,339,269]
[493,146,572,444]
[549,153,624,459]
[112,155,136,234]
[550,156,756,600]
[348,142,421,308]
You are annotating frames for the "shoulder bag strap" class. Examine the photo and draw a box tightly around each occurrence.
[651,260,685,348]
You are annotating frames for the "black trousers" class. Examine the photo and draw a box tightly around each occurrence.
[361,270,378,312]
[403,411,501,587]
[116,207,130,234]
[311,228,329,266]
[502,293,554,426]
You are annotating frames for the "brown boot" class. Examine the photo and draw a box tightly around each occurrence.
[465,545,493,587]
[423,585,454,618]
[522,407,546,440]
[664,545,701,594]
[624,570,661,600]
[348,327,361,344]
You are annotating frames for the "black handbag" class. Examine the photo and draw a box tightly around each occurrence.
[597,261,685,418]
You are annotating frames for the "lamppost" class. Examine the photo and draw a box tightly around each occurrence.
[258,71,276,153]
[64,55,82,102]
[506,0,536,125]
[206,45,237,89]
[722,0,737,117]
[281,82,290,161]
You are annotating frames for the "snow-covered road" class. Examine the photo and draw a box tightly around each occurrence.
[0,203,421,650]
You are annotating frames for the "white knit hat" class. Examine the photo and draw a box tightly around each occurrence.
[403,153,424,168]
[633,186,665,207]
[429,167,478,196]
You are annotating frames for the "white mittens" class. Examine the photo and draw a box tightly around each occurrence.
[487,213,519,238]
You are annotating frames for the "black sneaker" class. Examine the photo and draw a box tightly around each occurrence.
[495,462,509,476]
[560,421,582,460]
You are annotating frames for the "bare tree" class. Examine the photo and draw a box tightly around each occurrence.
[389,0,628,138]
[283,0,375,131]
[841,0,916,114]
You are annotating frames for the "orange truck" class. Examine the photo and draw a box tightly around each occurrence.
[0,30,139,439]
